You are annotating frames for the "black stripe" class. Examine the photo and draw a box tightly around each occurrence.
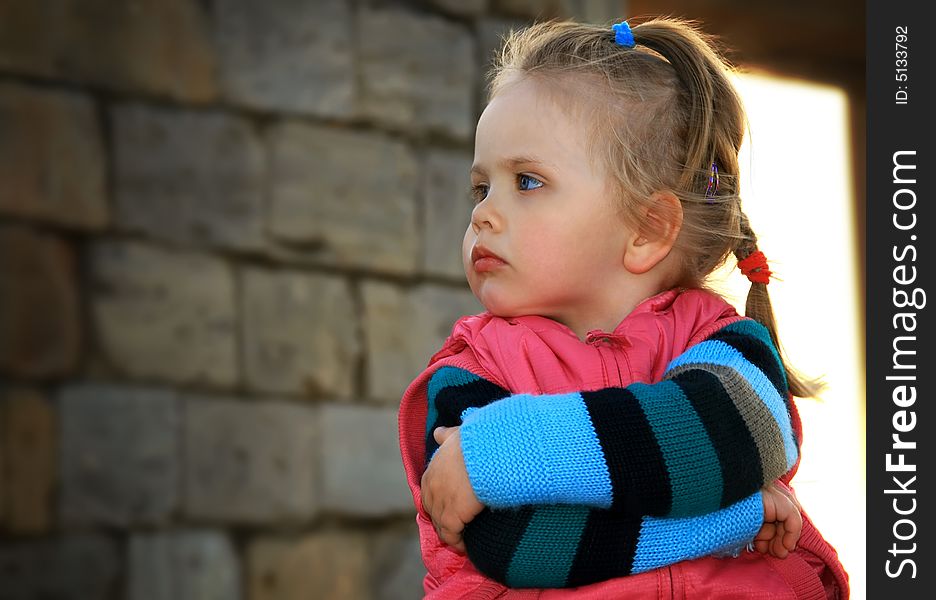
[463,506,535,585]
[670,369,765,507]
[706,330,788,398]
[433,378,511,426]
[566,509,642,586]
[425,378,510,465]
[582,388,672,516]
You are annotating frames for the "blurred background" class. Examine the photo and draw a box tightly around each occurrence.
[0,0,864,599]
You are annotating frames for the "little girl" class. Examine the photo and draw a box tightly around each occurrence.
[399,17,848,598]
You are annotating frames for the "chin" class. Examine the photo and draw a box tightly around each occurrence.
[469,279,529,316]
[479,298,527,319]
[468,280,505,317]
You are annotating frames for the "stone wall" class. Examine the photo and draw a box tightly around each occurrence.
[0,0,625,598]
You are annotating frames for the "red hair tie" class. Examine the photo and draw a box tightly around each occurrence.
[738,250,772,284]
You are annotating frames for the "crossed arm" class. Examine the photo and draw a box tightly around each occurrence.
[421,319,802,588]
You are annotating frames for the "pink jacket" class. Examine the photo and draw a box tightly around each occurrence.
[399,288,848,599]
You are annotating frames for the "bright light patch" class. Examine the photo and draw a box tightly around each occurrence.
[707,72,865,599]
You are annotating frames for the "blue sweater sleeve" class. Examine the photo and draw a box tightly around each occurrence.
[459,319,797,517]
[461,491,764,587]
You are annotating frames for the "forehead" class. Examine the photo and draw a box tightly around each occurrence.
[474,76,600,174]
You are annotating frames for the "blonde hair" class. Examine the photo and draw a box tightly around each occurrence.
[487,17,820,397]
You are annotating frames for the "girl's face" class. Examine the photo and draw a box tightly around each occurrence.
[463,77,635,332]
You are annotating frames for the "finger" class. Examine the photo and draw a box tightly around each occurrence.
[762,493,777,523]
[767,486,802,553]
[438,524,464,549]
[435,510,466,542]
[754,523,775,554]
[772,521,789,558]
[755,522,776,543]
[431,517,445,540]
[783,505,803,552]
[763,485,787,523]
[433,426,456,444]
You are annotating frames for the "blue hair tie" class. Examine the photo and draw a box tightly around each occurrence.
[612,21,635,48]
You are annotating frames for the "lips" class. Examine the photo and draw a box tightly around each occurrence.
[471,244,507,272]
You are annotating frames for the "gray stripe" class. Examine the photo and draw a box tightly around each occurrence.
[665,362,787,483]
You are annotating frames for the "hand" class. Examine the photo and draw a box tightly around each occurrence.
[420,426,485,554]
[754,481,803,558]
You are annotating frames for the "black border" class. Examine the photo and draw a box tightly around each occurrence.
[866,0,934,596]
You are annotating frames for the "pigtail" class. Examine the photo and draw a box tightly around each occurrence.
[735,212,824,398]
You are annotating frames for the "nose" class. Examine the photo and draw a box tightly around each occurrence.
[470,194,501,234]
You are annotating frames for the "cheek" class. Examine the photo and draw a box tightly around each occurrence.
[462,227,476,279]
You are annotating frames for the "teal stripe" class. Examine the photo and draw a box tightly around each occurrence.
[506,505,590,588]
[630,381,723,516]
[722,320,787,388]
[426,367,480,432]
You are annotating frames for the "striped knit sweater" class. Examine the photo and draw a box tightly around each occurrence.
[424,318,798,588]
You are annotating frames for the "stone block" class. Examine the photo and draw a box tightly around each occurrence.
[0,225,80,378]
[358,8,476,140]
[362,282,481,402]
[492,0,562,18]
[89,241,238,387]
[372,526,424,600]
[0,0,218,101]
[248,532,369,600]
[491,0,620,21]
[215,0,353,117]
[128,530,240,600]
[242,268,358,398]
[0,534,119,600]
[183,396,318,524]
[0,388,55,534]
[113,103,266,251]
[421,149,474,279]
[59,384,178,526]
[319,404,412,516]
[267,123,419,275]
[429,0,490,17]
[0,0,58,76]
[558,0,624,23]
[0,81,108,230]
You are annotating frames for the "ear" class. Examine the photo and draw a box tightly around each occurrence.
[622,191,683,274]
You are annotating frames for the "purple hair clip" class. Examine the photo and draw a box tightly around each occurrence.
[705,162,719,202]
[612,21,635,48]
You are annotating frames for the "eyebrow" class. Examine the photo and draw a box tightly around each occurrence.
[470,156,556,176]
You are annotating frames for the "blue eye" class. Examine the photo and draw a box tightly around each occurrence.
[518,174,543,191]
[470,184,489,203]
